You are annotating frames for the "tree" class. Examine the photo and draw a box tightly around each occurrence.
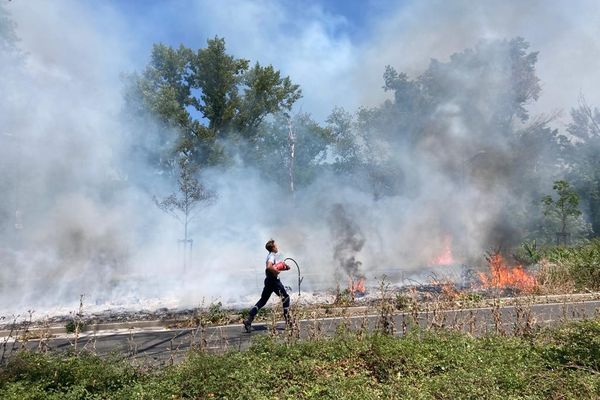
[154,158,215,271]
[0,3,19,52]
[326,107,364,173]
[380,37,541,150]
[564,96,600,235]
[127,37,302,169]
[190,38,247,134]
[542,180,588,245]
[248,112,331,190]
[0,3,24,241]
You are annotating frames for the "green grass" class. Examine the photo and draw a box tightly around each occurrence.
[1,320,599,399]
[536,239,600,292]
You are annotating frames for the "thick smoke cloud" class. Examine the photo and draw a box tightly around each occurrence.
[0,0,598,317]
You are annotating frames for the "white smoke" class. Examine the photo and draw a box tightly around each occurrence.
[1,0,598,317]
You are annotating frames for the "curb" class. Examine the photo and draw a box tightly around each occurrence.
[1,292,599,339]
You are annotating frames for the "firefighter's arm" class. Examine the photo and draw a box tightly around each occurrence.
[266,260,280,275]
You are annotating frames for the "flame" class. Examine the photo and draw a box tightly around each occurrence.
[479,253,536,292]
[348,276,366,294]
[432,235,454,265]
[431,277,460,300]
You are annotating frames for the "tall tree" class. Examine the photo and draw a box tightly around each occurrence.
[127,37,302,169]
[190,38,247,134]
[380,37,541,149]
[564,96,600,235]
[326,107,364,173]
[248,112,331,190]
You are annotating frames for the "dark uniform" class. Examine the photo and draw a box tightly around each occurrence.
[243,252,290,331]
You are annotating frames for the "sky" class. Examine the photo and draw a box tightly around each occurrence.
[95,0,600,124]
[3,0,600,316]
[7,0,600,122]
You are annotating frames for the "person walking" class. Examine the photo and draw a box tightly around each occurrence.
[243,239,290,332]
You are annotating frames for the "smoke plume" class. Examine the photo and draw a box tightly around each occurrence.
[1,0,599,317]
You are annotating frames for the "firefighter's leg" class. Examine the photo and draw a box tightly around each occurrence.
[247,280,274,323]
[274,281,291,322]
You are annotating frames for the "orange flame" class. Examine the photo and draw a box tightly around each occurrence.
[432,235,454,265]
[479,253,536,292]
[348,276,366,294]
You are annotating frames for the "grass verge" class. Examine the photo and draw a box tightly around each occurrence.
[1,319,599,399]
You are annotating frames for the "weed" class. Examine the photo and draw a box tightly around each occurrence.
[3,320,600,399]
[64,320,86,335]
[206,302,227,324]
[394,293,410,310]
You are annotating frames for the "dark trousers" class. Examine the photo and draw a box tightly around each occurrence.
[247,276,290,322]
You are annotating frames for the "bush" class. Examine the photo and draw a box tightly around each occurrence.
[538,319,600,371]
[64,320,86,334]
[0,352,139,399]
[394,293,410,310]
[206,302,227,324]
[538,239,600,291]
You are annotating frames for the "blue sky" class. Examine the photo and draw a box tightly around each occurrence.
[98,0,404,120]
[108,0,403,46]
[6,0,600,123]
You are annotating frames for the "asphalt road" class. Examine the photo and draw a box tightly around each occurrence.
[5,299,599,364]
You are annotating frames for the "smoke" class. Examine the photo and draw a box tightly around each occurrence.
[354,0,600,122]
[328,204,365,281]
[0,0,598,317]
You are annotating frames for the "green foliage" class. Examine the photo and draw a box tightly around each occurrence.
[239,306,268,321]
[128,37,302,170]
[565,97,600,236]
[326,107,364,173]
[538,239,600,291]
[205,302,227,324]
[512,239,542,265]
[522,239,541,262]
[191,37,249,133]
[334,288,354,306]
[0,352,139,399]
[538,319,600,371]
[457,292,483,303]
[64,320,86,335]
[2,320,600,399]
[394,293,410,310]
[247,112,333,190]
[543,180,586,243]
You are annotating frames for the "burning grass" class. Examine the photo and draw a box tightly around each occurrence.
[479,251,537,293]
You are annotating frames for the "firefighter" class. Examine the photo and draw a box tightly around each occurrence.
[243,239,291,332]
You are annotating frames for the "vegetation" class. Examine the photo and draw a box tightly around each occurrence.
[1,319,599,399]
[121,34,600,249]
[3,8,600,397]
[542,180,588,245]
[536,239,600,292]
[126,37,302,170]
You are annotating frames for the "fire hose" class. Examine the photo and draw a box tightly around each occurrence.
[284,257,303,296]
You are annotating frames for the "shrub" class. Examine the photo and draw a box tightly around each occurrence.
[538,239,600,292]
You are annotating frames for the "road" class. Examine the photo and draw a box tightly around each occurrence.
[4,299,599,364]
